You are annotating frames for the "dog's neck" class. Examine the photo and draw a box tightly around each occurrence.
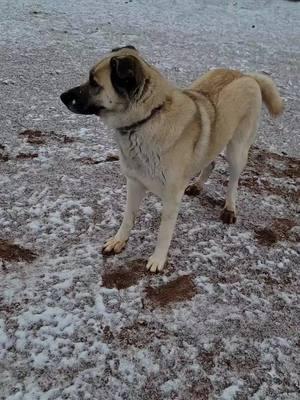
[104,72,173,131]
[116,103,164,135]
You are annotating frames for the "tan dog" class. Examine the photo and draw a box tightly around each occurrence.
[61,45,283,272]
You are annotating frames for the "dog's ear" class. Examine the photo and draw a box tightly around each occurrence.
[110,55,144,98]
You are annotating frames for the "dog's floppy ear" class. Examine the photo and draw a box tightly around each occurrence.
[110,55,144,98]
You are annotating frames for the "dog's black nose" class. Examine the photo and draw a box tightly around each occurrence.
[60,91,71,106]
[60,86,85,113]
[60,85,99,115]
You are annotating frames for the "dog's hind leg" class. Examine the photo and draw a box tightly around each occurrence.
[221,118,258,224]
[185,161,215,196]
[221,145,248,223]
[102,178,146,255]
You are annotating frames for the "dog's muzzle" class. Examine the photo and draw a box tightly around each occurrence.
[60,85,102,115]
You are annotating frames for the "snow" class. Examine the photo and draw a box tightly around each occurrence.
[0,0,299,399]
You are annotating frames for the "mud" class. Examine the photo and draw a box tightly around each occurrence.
[145,274,197,307]
[0,240,37,262]
[102,259,147,290]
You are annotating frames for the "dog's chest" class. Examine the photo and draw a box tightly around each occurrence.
[116,130,165,184]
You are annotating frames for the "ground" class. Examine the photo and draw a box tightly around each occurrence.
[0,0,299,399]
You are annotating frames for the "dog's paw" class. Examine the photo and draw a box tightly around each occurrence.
[220,208,237,224]
[184,184,201,196]
[146,254,166,273]
[102,237,127,255]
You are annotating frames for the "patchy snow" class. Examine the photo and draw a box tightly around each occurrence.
[220,380,244,400]
[0,0,299,399]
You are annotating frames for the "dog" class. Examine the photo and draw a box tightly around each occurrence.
[60,45,283,272]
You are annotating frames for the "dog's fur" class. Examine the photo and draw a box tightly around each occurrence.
[61,46,283,272]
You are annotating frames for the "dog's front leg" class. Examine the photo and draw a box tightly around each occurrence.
[146,189,184,273]
[102,177,146,255]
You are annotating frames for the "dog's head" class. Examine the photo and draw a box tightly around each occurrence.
[60,46,146,117]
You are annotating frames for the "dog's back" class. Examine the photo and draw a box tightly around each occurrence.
[190,68,283,116]
[190,69,242,104]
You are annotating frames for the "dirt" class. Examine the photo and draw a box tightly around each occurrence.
[76,157,102,165]
[0,240,37,262]
[105,154,119,162]
[77,155,119,164]
[0,1,299,398]
[145,274,197,307]
[247,146,300,179]
[19,129,46,145]
[19,129,75,145]
[239,175,299,202]
[186,146,299,207]
[16,152,38,160]
[101,259,147,289]
[254,228,279,246]
[254,217,296,246]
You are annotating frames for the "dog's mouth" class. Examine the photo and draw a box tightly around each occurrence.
[60,86,106,116]
[94,106,106,116]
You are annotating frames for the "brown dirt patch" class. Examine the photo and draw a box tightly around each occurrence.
[101,259,147,290]
[77,155,119,165]
[272,217,296,234]
[19,129,76,145]
[16,152,38,160]
[48,131,76,144]
[240,176,299,202]
[145,274,197,307]
[19,129,43,137]
[254,217,296,246]
[77,157,102,165]
[0,240,37,262]
[19,129,45,145]
[105,154,119,162]
[254,228,278,246]
[27,137,46,145]
[247,146,300,179]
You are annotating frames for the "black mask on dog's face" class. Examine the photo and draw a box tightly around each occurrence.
[60,74,105,115]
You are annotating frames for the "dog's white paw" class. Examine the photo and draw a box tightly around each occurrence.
[146,254,166,273]
[102,237,127,255]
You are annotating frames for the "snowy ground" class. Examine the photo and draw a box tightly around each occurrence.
[0,0,299,399]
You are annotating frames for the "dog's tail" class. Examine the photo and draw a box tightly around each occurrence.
[247,73,284,117]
